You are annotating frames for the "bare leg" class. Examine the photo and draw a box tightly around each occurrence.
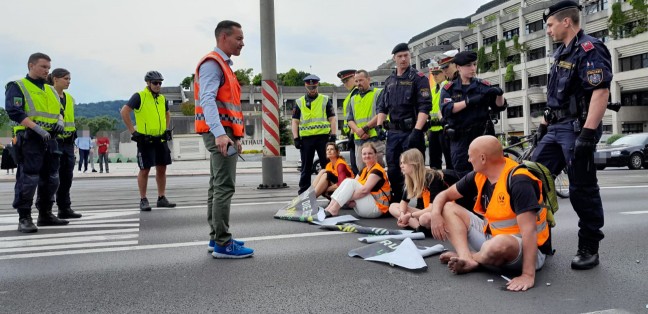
[138,168,150,198]
[441,203,479,274]
[312,170,328,198]
[324,199,342,216]
[156,165,167,197]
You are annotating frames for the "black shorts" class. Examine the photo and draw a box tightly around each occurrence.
[137,141,172,170]
[326,171,338,184]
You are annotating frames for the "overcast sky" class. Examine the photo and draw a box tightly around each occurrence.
[0,0,490,104]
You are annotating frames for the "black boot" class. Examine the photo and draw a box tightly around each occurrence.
[571,238,600,270]
[18,217,38,233]
[58,208,82,219]
[37,211,70,226]
[156,196,176,208]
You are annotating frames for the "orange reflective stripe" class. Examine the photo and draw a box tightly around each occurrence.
[358,163,391,213]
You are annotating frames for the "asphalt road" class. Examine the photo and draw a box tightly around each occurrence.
[1,169,647,313]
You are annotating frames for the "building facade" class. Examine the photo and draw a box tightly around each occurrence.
[400,0,648,135]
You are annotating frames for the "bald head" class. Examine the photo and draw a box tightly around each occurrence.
[468,135,506,174]
[470,135,503,158]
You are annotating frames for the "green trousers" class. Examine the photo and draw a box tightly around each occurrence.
[202,131,238,245]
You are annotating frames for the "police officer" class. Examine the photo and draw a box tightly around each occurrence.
[5,52,69,233]
[427,61,449,170]
[377,43,431,203]
[292,74,337,195]
[439,49,459,82]
[347,70,385,170]
[120,71,176,211]
[533,1,611,270]
[440,51,508,177]
[337,69,359,174]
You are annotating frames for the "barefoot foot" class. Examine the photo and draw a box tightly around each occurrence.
[448,256,479,274]
[439,251,458,264]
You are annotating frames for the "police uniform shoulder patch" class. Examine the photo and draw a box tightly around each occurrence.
[480,79,491,86]
[420,88,430,98]
[581,41,594,52]
[444,81,454,90]
[13,97,23,107]
[586,68,603,86]
[418,72,425,77]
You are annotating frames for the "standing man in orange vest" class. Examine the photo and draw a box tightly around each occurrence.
[194,20,253,259]
[427,136,551,292]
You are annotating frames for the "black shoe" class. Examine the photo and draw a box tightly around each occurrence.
[37,213,70,226]
[92,169,97,173]
[571,239,600,270]
[18,218,38,233]
[140,198,152,211]
[156,196,176,208]
[58,208,82,219]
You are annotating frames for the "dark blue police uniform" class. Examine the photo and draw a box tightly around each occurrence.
[6,76,68,231]
[440,77,505,177]
[378,66,431,203]
[531,28,612,267]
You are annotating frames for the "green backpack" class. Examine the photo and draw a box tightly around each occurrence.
[506,160,559,228]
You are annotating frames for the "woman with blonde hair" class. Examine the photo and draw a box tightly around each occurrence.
[311,142,354,199]
[323,142,391,218]
[389,149,462,231]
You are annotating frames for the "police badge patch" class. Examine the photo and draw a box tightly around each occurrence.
[587,69,603,86]
[420,88,430,98]
[443,98,452,104]
[13,97,22,107]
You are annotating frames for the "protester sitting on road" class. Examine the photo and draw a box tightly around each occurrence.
[311,142,354,199]
[389,149,459,232]
[427,135,551,291]
[323,142,391,218]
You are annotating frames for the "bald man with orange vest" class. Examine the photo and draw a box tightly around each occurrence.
[194,20,253,259]
[427,135,551,292]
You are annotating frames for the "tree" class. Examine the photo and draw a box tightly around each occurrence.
[252,73,262,86]
[505,64,516,82]
[234,68,254,86]
[498,39,508,67]
[608,2,627,39]
[279,118,292,146]
[476,46,487,74]
[76,116,118,136]
[0,108,10,131]
[180,101,195,116]
[180,74,194,89]
[279,68,303,86]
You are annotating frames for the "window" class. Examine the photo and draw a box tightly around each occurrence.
[483,35,498,46]
[526,20,544,34]
[528,74,548,87]
[527,47,546,61]
[621,91,648,106]
[530,102,546,118]
[584,0,608,14]
[420,59,431,69]
[484,60,497,71]
[621,20,642,38]
[507,106,523,118]
[506,54,521,64]
[505,79,522,92]
[465,42,478,51]
[439,40,450,46]
[619,53,648,72]
[622,123,644,134]
[589,29,609,43]
[503,28,519,41]
[602,125,612,133]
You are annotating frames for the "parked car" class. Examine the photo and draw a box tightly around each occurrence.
[596,133,614,149]
[297,139,351,174]
[595,133,648,170]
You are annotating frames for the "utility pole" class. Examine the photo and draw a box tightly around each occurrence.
[259,0,286,189]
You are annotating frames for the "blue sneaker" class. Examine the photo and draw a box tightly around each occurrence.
[208,239,244,253]
[212,241,254,259]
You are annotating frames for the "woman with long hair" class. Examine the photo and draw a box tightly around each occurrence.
[323,142,391,218]
[311,142,354,199]
[47,68,82,219]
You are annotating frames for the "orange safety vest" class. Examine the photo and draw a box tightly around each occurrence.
[193,51,244,137]
[325,158,354,179]
[357,163,391,214]
[473,158,549,247]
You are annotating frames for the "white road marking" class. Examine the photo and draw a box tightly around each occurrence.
[600,185,648,189]
[0,231,346,260]
[619,210,648,215]
[0,240,139,253]
[0,234,138,248]
[0,223,140,232]
[0,228,141,241]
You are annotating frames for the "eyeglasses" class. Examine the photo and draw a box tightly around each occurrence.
[151,81,162,86]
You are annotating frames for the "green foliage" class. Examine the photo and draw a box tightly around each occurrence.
[234,68,254,85]
[180,101,195,116]
[504,64,515,82]
[607,134,626,144]
[498,40,508,65]
[279,118,292,146]
[608,2,627,39]
[75,115,118,136]
[476,46,487,73]
[630,0,648,15]
[485,14,498,23]
[631,25,647,36]
[180,74,194,89]
[75,100,127,129]
[0,108,10,131]
[489,61,499,72]
[252,73,262,86]
[278,68,311,86]
[468,23,477,29]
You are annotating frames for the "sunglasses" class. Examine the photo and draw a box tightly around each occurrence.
[151,81,163,86]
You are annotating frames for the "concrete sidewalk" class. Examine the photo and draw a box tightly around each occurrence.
[0,158,300,181]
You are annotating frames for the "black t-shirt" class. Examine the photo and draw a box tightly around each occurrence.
[402,172,448,209]
[455,170,540,215]
[127,92,169,111]
[292,94,336,120]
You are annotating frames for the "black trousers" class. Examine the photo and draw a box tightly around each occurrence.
[427,130,443,169]
[54,140,75,210]
[298,134,328,194]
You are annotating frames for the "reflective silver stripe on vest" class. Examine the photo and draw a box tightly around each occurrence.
[299,124,330,131]
[487,214,548,234]
[64,122,75,127]
[372,189,390,207]
[15,81,60,120]
[355,117,371,124]
[216,100,242,115]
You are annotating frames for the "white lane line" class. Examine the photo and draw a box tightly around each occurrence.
[0,231,346,260]
[600,185,648,189]
[0,223,140,232]
[619,210,648,215]
[0,234,138,248]
[67,218,140,224]
[0,228,141,241]
[0,240,139,254]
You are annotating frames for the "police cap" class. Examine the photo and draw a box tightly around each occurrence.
[392,43,409,54]
[543,0,582,22]
[438,49,459,69]
[428,61,442,73]
[453,51,478,66]
[337,69,356,81]
[303,74,320,85]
